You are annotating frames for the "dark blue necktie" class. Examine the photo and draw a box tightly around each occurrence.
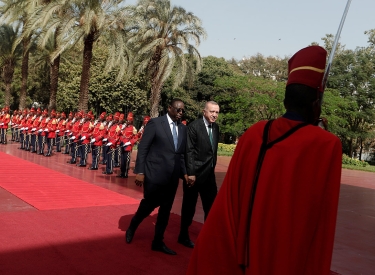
[172,122,178,150]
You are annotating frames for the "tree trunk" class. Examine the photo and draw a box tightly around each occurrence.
[2,59,15,106]
[149,47,163,118]
[19,36,30,110]
[78,32,95,112]
[150,81,162,118]
[48,54,60,111]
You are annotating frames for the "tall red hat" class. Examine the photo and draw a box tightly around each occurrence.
[119,113,125,121]
[143,116,151,124]
[43,109,48,115]
[100,112,106,119]
[13,110,17,114]
[30,107,35,112]
[61,112,66,118]
[114,112,120,120]
[86,110,93,118]
[106,114,113,121]
[51,109,56,117]
[68,112,74,117]
[4,106,9,111]
[37,108,41,114]
[22,109,27,114]
[286,45,327,92]
[127,112,134,122]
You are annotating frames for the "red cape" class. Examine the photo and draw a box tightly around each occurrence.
[186,118,342,275]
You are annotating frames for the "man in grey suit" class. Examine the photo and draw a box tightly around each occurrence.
[125,98,188,255]
[178,101,220,248]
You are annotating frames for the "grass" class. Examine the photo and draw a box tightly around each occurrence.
[342,164,375,173]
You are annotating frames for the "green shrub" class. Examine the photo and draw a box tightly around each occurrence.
[342,154,369,167]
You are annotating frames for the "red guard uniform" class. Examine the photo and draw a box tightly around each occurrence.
[68,112,83,164]
[0,106,10,144]
[187,46,342,275]
[103,112,121,174]
[89,112,107,170]
[77,111,94,167]
[37,110,49,155]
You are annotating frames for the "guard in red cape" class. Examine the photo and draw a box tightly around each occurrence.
[117,112,138,178]
[186,46,342,275]
[89,112,107,170]
[45,110,57,156]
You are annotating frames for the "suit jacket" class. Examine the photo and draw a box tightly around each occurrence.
[185,118,219,184]
[134,115,187,186]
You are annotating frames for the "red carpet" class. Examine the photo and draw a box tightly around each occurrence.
[0,204,203,275]
[0,152,139,210]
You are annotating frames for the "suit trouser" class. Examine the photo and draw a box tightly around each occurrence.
[130,179,179,244]
[120,150,131,176]
[180,169,217,237]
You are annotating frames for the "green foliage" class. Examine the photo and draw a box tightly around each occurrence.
[342,154,369,167]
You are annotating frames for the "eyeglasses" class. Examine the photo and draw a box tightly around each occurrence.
[171,106,185,114]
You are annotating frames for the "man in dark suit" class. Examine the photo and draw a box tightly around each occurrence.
[125,98,188,255]
[178,101,220,248]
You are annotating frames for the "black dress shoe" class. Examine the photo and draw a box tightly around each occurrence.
[151,243,177,255]
[67,160,76,164]
[102,171,113,175]
[116,174,125,178]
[125,228,135,243]
[178,237,195,248]
[77,164,86,167]
[44,154,51,157]
[88,167,98,170]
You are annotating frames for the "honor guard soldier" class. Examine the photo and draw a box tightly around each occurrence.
[0,106,10,144]
[30,108,42,153]
[14,110,23,142]
[56,112,67,152]
[37,109,49,155]
[10,110,18,141]
[45,110,57,156]
[63,112,75,154]
[102,112,120,174]
[117,112,138,178]
[89,112,107,170]
[67,111,83,164]
[137,116,150,141]
[18,109,29,149]
[101,113,113,164]
[24,108,36,150]
[77,111,94,167]
[115,113,126,167]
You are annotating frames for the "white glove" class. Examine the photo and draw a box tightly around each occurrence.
[25,127,28,130]
[102,138,107,142]
[65,130,69,133]
[20,127,25,130]
[44,128,48,132]
[69,132,73,136]
[121,124,126,130]
[123,141,131,146]
[31,128,36,131]
[0,123,3,126]
[106,142,112,146]
[80,136,86,141]
[91,138,96,143]
[55,130,60,133]
[38,129,43,132]
[70,136,76,140]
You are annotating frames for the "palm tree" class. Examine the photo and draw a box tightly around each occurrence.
[127,0,206,117]
[0,0,46,110]
[39,0,129,112]
[0,24,22,107]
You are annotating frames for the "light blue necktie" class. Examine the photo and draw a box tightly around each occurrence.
[208,124,213,147]
[172,122,178,150]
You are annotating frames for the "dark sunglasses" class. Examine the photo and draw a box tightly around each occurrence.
[171,106,185,114]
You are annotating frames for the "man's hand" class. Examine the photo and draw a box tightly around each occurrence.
[187,175,196,187]
[135,174,145,187]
